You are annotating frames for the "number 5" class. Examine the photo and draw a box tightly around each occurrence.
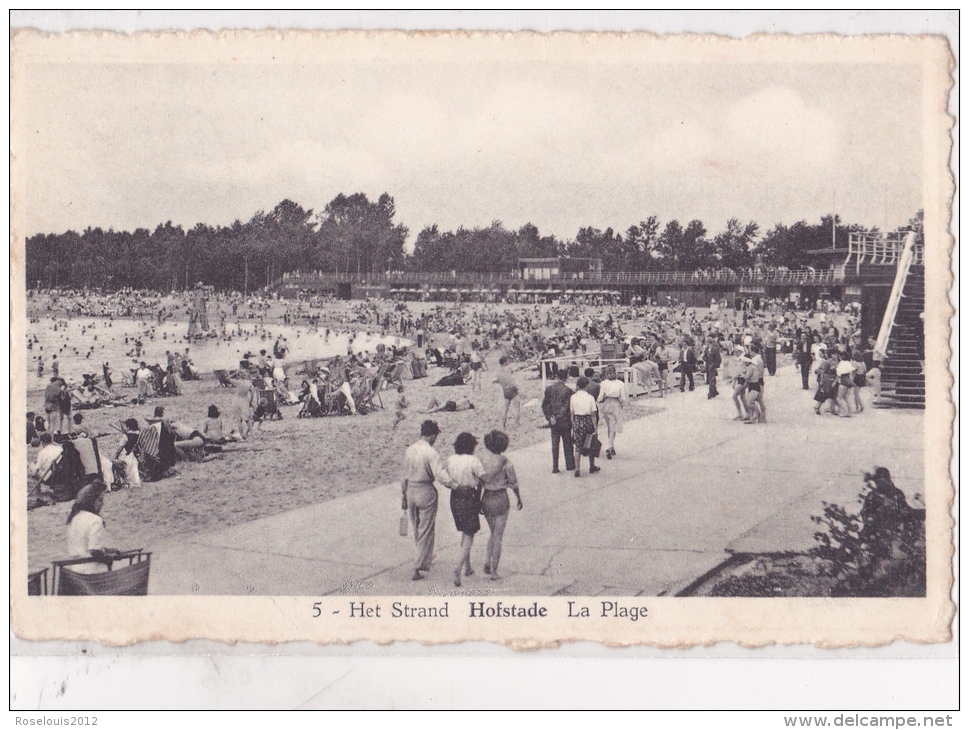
[312,602,322,617]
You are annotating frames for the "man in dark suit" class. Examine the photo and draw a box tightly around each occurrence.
[542,369,575,473]
[678,338,697,392]
[703,336,722,399]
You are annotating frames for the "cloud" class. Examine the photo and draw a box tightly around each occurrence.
[635,86,839,175]
[646,120,717,168]
[724,86,839,170]
[181,139,390,196]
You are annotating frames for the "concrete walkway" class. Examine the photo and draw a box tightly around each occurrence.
[150,363,924,596]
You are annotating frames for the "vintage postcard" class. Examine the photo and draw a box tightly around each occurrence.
[10,29,955,648]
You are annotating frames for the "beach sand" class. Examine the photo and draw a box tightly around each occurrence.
[24,340,660,571]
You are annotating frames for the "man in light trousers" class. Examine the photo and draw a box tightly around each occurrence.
[400,420,457,581]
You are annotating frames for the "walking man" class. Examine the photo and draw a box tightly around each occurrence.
[678,338,697,392]
[763,323,778,376]
[703,335,722,399]
[541,369,575,474]
[400,420,457,581]
[796,332,814,390]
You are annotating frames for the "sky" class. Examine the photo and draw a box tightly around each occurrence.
[19,48,925,247]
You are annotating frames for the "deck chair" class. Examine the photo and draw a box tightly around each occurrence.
[291,359,321,379]
[52,550,152,596]
[28,568,49,596]
[358,364,390,411]
[386,361,406,388]
[40,437,105,504]
[135,422,177,482]
[319,382,345,416]
[214,369,236,388]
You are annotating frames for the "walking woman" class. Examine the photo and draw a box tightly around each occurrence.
[570,376,600,477]
[654,338,671,398]
[445,432,485,587]
[851,350,867,413]
[494,357,521,429]
[835,351,855,418]
[479,430,523,581]
[729,351,751,421]
[597,366,627,459]
[469,344,487,391]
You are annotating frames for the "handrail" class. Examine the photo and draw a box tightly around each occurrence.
[273,267,851,288]
[873,232,917,361]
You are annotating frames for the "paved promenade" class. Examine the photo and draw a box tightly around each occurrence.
[150,364,924,596]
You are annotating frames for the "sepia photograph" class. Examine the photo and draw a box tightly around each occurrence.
[10,18,955,656]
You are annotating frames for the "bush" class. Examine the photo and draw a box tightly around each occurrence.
[811,469,925,597]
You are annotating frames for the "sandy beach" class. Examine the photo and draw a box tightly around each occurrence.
[25,300,668,571]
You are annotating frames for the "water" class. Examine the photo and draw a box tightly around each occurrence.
[25,317,411,388]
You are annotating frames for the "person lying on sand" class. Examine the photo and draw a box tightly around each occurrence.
[424,396,475,414]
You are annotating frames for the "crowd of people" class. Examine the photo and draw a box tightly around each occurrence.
[26,283,884,586]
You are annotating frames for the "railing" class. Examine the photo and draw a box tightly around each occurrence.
[873,232,917,361]
[273,267,843,289]
[849,231,924,273]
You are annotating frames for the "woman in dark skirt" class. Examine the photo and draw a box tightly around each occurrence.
[445,432,485,587]
[570,377,600,477]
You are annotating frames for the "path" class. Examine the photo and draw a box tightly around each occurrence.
[150,363,924,596]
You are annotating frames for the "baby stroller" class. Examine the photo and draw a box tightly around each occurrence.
[253,387,283,422]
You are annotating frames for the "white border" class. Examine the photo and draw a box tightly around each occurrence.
[7,9,959,712]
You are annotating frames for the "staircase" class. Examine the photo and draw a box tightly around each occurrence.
[874,262,925,409]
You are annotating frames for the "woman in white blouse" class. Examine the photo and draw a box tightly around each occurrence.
[65,480,117,574]
[445,432,485,587]
[597,367,628,459]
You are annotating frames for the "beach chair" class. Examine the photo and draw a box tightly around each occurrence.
[39,437,105,504]
[214,369,235,388]
[135,422,177,482]
[358,364,390,411]
[386,361,406,388]
[51,550,152,596]
[28,568,49,596]
[321,382,351,416]
[348,377,372,414]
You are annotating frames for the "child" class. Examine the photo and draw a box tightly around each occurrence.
[392,384,408,431]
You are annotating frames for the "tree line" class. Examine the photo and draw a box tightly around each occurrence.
[25,192,923,292]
